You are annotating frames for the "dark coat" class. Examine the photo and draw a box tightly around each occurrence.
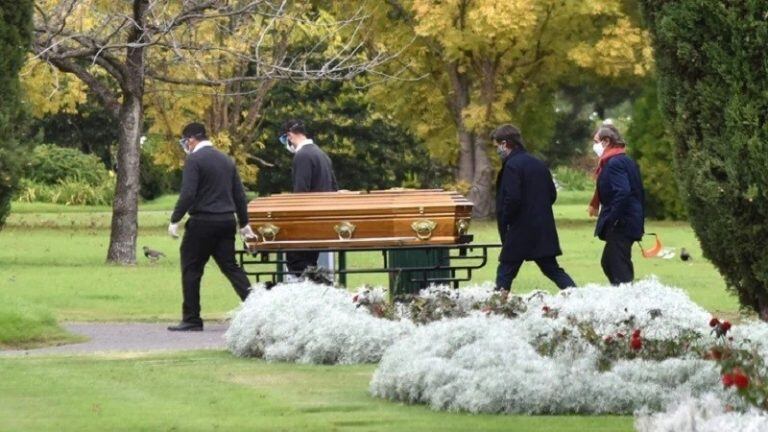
[496,147,562,262]
[594,154,645,241]
[292,143,338,192]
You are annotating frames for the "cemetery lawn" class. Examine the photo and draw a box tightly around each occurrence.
[0,350,633,432]
[0,191,741,324]
[0,191,743,431]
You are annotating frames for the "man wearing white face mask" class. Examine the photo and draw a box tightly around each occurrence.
[279,119,338,277]
[588,124,645,285]
[167,122,255,331]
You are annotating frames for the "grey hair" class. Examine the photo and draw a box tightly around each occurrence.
[596,124,626,147]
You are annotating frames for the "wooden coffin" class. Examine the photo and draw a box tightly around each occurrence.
[245,189,473,250]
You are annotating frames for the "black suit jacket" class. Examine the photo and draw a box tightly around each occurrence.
[496,147,562,262]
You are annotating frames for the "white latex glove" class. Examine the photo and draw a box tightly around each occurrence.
[239,224,257,241]
[168,222,180,239]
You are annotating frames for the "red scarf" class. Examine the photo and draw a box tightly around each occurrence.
[589,146,626,210]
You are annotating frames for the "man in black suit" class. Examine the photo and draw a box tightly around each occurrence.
[279,119,338,276]
[493,124,576,291]
[167,122,255,331]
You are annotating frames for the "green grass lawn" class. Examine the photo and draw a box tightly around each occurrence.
[0,351,633,432]
[0,295,83,349]
[0,191,741,431]
[0,192,740,322]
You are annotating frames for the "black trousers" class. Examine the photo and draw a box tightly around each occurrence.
[601,228,635,285]
[286,251,320,276]
[180,218,251,324]
[496,256,576,290]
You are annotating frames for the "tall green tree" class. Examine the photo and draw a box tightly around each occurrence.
[641,0,768,318]
[366,0,652,217]
[0,0,33,230]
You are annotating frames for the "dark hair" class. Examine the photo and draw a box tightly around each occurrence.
[490,124,525,149]
[281,119,308,136]
[181,122,207,140]
[595,124,626,148]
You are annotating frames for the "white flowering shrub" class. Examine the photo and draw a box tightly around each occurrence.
[225,276,767,419]
[225,281,413,364]
[369,314,726,414]
[635,394,768,432]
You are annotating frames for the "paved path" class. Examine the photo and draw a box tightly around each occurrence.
[0,322,229,357]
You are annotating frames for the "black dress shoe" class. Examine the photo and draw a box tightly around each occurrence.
[167,322,203,332]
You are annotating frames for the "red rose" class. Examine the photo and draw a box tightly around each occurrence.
[630,337,642,351]
[721,321,732,332]
[733,372,749,389]
[632,329,641,338]
[709,317,720,327]
[722,373,735,387]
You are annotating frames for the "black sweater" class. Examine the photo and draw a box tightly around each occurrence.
[292,143,338,192]
[171,146,248,227]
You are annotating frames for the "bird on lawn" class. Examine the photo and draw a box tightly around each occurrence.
[680,248,691,262]
[143,246,166,262]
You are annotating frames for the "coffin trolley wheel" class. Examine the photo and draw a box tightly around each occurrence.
[411,219,437,240]
[257,223,280,242]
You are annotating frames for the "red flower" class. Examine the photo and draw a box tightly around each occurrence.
[733,372,749,389]
[632,329,641,338]
[709,317,720,327]
[352,294,359,303]
[721,321,732,332]
[722,373,735,387]
[542,306,550,313]
[630,337,642,351]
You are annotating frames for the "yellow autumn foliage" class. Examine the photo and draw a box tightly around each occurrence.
[365,0,653,163]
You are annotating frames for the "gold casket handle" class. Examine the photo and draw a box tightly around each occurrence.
[412,219,437,240]
[257,223,280,242]
[456,218,471,235]
[334,221,356,240]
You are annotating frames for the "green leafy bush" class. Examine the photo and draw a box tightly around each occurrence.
[139,146,180,201]
[626,83,686,220]
[641,0,768,317]
[552,166,592,192]
[0,0,33,230]
[26,144,110,186]
[16,177,115,206]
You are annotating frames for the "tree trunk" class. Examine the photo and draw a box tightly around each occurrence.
[106,0,147,264]
[107,94,143,264]
[468,136,495,219]
[445,62,474,189]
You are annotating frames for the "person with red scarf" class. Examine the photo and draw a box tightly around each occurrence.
[588,124,645,285]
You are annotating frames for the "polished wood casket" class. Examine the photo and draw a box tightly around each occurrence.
[245,189,473,250]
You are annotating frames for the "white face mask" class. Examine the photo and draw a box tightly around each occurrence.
[279,134,296,154]
[592,142,605,157]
